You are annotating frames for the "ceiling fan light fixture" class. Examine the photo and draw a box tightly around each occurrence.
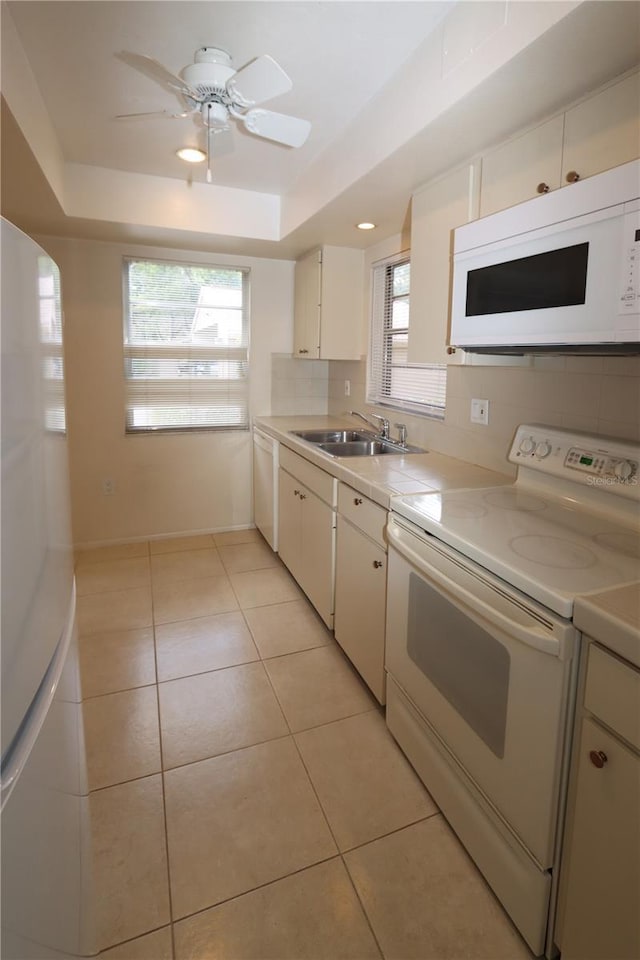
[176,147,206,163]
[357,222,376,230]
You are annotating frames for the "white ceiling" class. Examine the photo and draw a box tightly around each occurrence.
[7,0,451,193]
[3,1,639,256]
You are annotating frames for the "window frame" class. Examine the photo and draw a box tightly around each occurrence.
[122,255,250,435]
[367,252,446,419]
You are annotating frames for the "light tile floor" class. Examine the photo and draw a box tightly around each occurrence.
[77,529,532,960]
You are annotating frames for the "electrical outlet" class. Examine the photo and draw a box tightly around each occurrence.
[102,478,115,495]
[470,398,490,425]
[344,379,351,397]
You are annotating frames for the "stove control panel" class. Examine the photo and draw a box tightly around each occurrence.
[510,424,640,500]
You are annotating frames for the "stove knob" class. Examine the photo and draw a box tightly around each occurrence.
[519,437,536,455]
[535,441,552,459]
[613,459,635,480]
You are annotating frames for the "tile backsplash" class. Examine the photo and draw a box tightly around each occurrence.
[325,355,640,475]
[270,355,329,416]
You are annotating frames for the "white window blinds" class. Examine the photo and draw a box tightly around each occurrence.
[368,253,446,417]
[123,258,249,432]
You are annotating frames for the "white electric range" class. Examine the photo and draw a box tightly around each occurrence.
[384,424,639,958]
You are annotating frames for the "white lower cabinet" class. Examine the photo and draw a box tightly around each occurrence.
[556,640,640,960]
[334,484,388,703]
[277,448,337,628]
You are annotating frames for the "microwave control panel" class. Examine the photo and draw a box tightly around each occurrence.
[618,207,640,314]
[509,424,640,498]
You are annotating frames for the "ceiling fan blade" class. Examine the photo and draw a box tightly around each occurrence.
[116,51,201,101]
[242,109,311,147]
[227,55,292,106]
[115,109,193,120]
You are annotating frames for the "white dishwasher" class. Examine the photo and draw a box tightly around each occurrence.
[252,427,278,551]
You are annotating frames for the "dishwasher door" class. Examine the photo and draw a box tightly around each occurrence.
[252,428,278,551]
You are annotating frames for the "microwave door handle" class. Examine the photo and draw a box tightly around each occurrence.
[387,523,561,657]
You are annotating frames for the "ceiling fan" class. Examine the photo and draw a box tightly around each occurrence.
[116,46,312,180]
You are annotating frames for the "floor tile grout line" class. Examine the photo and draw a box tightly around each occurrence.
[286,723,386,960]
[149,558,178,960]
[100,921,171,956]
[169,851,346,930]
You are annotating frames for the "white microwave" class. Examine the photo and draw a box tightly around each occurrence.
[450,160,640,355]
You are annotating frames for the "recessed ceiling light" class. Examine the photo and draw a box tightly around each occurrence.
[176,147,206,163]
[356,222,376,230]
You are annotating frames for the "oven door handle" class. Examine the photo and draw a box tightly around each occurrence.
[387,522,561,657]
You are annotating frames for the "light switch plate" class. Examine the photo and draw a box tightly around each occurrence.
[470,398,489,425]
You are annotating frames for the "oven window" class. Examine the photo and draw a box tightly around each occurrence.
[465,242,589,316]
[408,573,510,757]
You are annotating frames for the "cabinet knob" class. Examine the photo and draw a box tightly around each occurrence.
[536,182,550,194]
[589,750,608,769]
[354,497,363,506]
[373,560,383,569]
[299,493,307,500]
[446,346,456,355]
[298,348,309,354]
[294,489,301,497]
[566,170,580,184]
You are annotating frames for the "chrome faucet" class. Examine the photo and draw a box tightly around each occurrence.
[349,410,390,439]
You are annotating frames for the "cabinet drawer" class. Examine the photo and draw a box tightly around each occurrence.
[338,484,387,548]
[280,446,337,507]
[584,643,640,751]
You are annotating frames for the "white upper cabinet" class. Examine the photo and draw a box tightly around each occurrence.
[479,115,564,218]
[408,162,479,365]
[293,245,364,360]
[480,71,640,218]
[561,72,640,187]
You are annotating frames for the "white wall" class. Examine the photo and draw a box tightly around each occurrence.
[39,235,294,546]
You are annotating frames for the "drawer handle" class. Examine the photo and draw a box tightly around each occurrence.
[373,560,383,569]
[354,497,363,506]
[589,750,608,769]
[298,348,309,354]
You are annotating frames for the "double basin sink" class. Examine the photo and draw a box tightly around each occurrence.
[291,428,425,458]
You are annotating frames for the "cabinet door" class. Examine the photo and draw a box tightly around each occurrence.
[277,468,300,576]
[562,72,640,186]
[293,249,321,359]
[479,115,564,217]
[319,246,365,360]
[559,717,640,960]
[298,488,335,628]
[408,162,479,365]
[334,516,387,703]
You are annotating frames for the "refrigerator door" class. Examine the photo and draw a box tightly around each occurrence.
[1,218,74,758]
[1,218,95,957]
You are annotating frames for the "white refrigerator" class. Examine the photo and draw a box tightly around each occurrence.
[1,218,95,958]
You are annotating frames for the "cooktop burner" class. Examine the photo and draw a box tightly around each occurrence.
[510,535,598,569]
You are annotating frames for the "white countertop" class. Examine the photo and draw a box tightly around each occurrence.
[254,415,511,509]
[574,582,640,670]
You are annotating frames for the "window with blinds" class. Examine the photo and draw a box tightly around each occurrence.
[123,258,249,433]
[368,253,446,418]
[39,255,66,434]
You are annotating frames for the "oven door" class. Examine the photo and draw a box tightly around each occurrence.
[385,516,578,868]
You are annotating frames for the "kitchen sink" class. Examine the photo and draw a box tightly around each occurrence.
[290,428,425,457]
[291,429,372,443]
